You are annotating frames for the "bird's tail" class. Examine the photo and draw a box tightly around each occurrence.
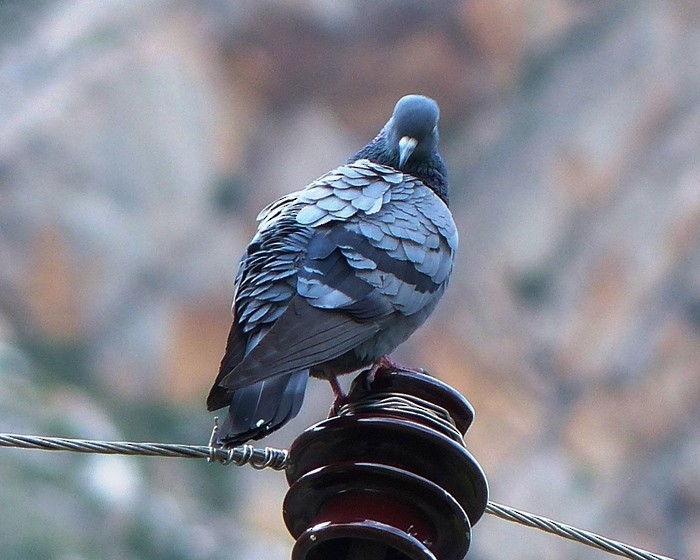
[215,370,308,447]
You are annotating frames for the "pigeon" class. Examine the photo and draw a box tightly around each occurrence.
[207,94,457,446]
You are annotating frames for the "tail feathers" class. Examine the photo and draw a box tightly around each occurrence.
[216,370,309,447]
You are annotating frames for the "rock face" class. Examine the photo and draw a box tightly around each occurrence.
[0,1,698,559]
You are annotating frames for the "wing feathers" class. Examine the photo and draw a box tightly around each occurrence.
[207,320,247,411]
[219,297,380,390]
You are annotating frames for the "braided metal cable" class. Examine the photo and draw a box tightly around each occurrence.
[485,501,675,560]
[0,432,288,470]
[0,432,677,560]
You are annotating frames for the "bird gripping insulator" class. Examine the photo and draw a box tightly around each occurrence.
[283,367,489,560]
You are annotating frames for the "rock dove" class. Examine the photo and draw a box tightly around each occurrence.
[207,94,457,446]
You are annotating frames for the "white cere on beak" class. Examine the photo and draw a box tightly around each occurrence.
[398,136,418,167]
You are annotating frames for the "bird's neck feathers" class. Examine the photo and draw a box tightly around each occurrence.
[350,132,450,206]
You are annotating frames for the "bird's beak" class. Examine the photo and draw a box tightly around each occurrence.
[398,136,418,167]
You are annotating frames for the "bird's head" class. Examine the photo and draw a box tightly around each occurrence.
[350,94,448,202]
[386,94,440,169]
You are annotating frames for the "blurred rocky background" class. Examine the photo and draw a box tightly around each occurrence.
[1,0,698,558]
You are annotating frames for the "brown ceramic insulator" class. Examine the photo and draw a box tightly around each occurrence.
[283,368,488,560]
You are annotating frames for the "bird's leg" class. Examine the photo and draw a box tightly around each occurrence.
[327,374,348,416]
[361,355,395,389]
[328,373,345,400]
[358,355,428,391]
[363,360,382,387]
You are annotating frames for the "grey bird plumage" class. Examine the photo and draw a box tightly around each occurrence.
[207,94,458,446]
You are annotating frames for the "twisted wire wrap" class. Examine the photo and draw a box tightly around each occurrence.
[337,391,465,444]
